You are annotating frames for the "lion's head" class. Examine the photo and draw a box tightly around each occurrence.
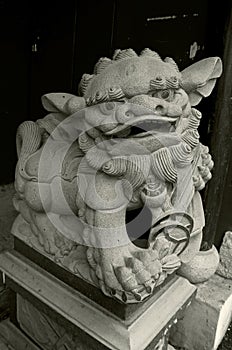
[41,48,222,143]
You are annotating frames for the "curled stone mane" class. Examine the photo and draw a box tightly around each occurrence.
[78,48,181,106]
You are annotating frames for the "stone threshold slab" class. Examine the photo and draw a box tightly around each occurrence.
[0,250,196,350]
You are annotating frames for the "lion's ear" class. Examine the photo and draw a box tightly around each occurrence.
[41,93,86,114]
[181,57,223,106]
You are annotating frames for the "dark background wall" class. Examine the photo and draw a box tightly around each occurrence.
[0,0,231,246]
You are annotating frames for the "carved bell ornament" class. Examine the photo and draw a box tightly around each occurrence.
[12,48,222,303]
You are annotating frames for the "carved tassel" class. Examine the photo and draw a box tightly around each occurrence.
[151,148,177,183]
[16,121,41,159]
[102,158,127,175]
[102,155,150,189]
[181,130,199,149]
[188,108,202,129]
[124,155,150,189]
[169,142,193,167]
[16,121,42,181]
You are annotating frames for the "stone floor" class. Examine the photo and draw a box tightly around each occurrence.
[0,183,16,252]
[0,183,231,349]
[0,184,16,323]
[0,338,11,350]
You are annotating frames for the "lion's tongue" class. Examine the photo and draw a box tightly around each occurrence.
[129,121,173,136]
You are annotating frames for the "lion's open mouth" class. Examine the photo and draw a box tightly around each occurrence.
[104,116,177,138]
[129,120,176,137]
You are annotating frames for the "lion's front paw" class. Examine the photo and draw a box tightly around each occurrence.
[86,245,180,302]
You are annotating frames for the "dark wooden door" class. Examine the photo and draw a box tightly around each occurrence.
[203,3,232,248]
[0,0,224,183]
[0,0,115,184]
[0,0,78,184]
[28,0,78,118]
[0,0,30,184]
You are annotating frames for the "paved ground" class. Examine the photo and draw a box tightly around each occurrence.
[0,183,231,349]
[0,183,17,252]
[0,184,16,322]
[0,338,10,349]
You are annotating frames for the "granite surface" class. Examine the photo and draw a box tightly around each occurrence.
[217,231,232,279]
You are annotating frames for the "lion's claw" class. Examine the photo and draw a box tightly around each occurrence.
[86,245,179,303]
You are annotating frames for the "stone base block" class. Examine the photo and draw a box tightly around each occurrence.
[13,236,177,320]
[0,250,196,350]
[169,273,232,350]
[0,316,177,350]
[217,231,232,279]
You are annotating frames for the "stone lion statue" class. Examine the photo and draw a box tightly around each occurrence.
[12,48,222,303]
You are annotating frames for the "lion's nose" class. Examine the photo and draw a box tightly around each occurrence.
[166,103,182,117]
[129,94,182,117]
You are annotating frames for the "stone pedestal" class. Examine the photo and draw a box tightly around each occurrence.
[0,250,196,350]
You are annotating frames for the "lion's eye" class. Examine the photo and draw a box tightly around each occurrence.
[150,89,174,101]
[160,90,171,99]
